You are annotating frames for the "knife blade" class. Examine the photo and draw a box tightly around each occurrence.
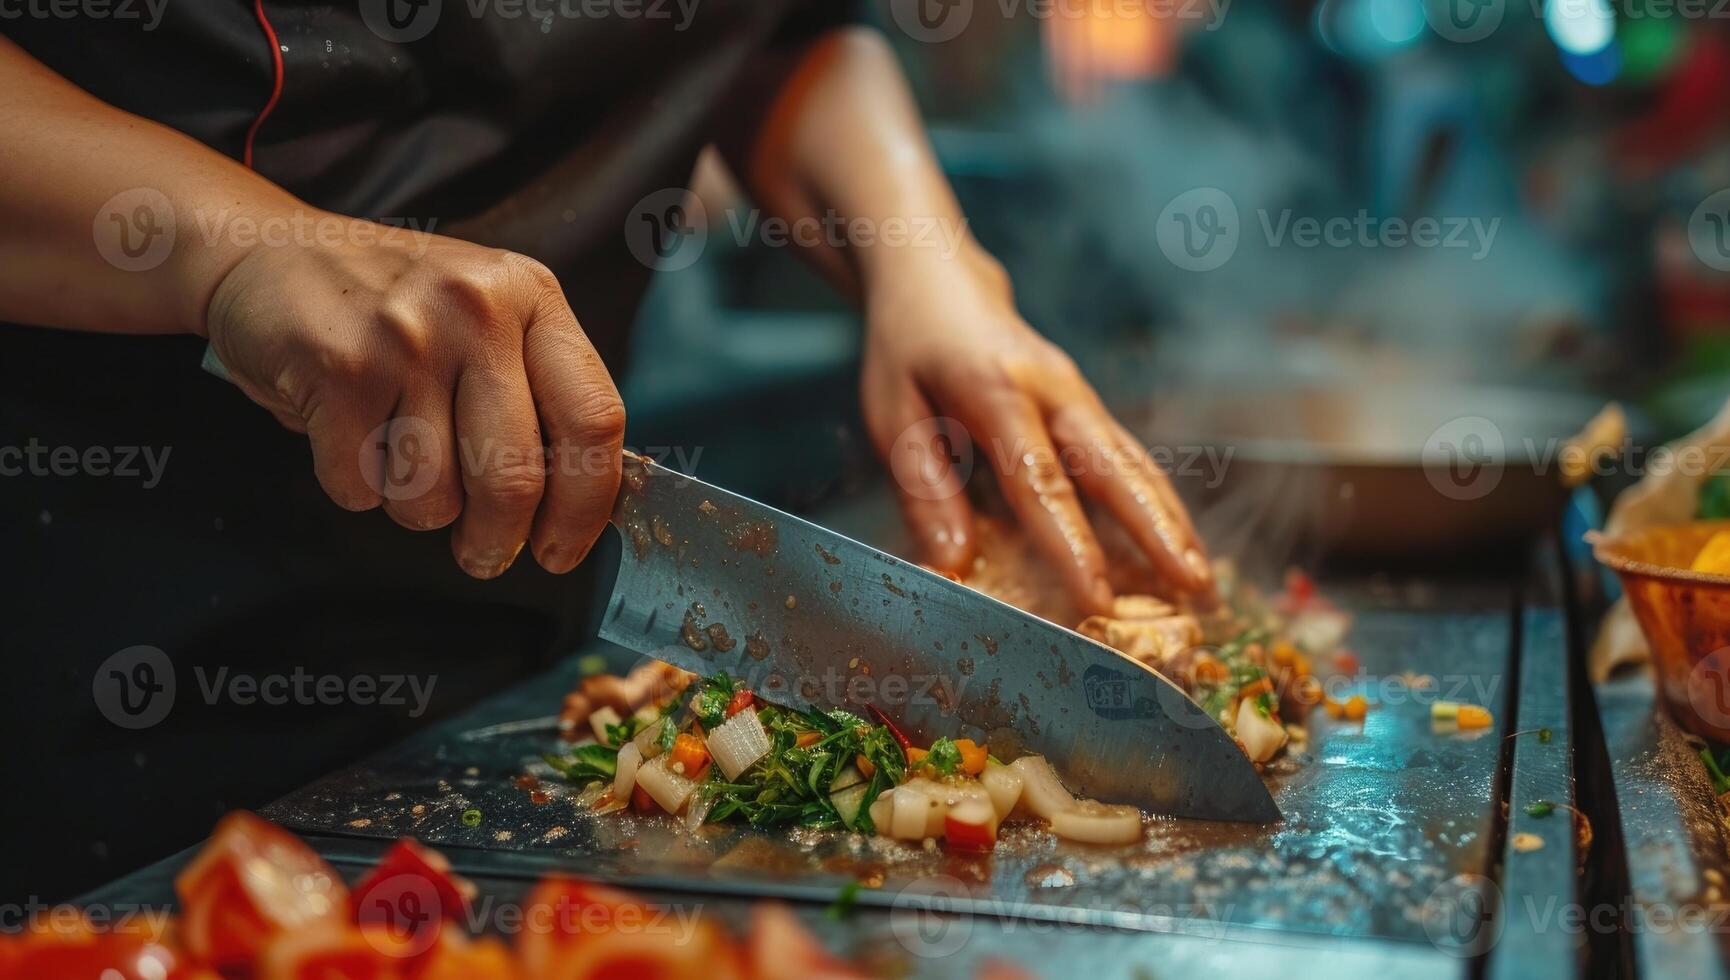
[601,453,1280,823]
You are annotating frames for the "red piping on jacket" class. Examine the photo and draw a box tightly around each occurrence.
[243,0,284,169]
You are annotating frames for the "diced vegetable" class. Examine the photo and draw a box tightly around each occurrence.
[1236,696,1288,763]
[706,707,772,780]
[631,718,668,760]
[795,731,822,749]
[979,761,1024,819]
[954,738,988,776]
[943,795,998,852]
[634,755,696,814]
[866,788,895,833]
[1049,800,1142,845]
[683,790,715,832]
[1008,756,1076,820]
[1456,704,1492,729]
[588,706,622,744]
[726,689,755,718]
[889,779,948,840]
[613,742,642,802]
[855,754,876,779]
[906,747,929,767]
[829,765,865,794]
[924,738,963,776]
[829,783,870,830]
[1431,701,1460,720]
[669,733,710,777]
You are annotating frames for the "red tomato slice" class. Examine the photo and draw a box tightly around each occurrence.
[256,922,403,980]
[0,926,185,980]
[351,839,475,960]
[517,878,735,980]
[724,690,755,718]
[174,811,350,968]
[745,904,866,980]
[416,933,518,980]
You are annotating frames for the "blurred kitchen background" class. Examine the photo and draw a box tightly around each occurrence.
[623,0,1730,507]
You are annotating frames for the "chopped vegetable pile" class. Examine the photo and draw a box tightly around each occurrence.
[546,671,1140,850]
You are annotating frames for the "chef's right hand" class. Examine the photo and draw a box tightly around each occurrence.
[203,210,625,579]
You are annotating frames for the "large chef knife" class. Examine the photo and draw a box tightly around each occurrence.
[198,345,1275,821]
[603,453,1280,823]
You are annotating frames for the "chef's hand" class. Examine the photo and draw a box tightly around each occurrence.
[204,212,625,579]
[860,246,1215,615]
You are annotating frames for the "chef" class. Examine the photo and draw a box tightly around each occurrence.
[0,2,1211,896]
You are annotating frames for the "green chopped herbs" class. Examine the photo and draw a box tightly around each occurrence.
[826,880,863,921]
[545,671,910,833]
[543,743,618,783]
[1538,728,1552,744]
[1703,748,1730,795]
[1524,801,1554,818]
[461,808,482,827]
[925,737,963,776]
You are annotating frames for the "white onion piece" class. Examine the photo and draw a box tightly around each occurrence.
[705,708,771,780]
[890,779,948,840]
[1008,756,1076,820]
[867,788,895,833]
[572,780,609,810]
[1235,698,1288,763]
[613,742,643,802]
[634,755,695,814]
[631,718,668,760]
[683,790,715,832]
[1049,800,1142,844]
[980,761,1024,820]
[588,706,622,743]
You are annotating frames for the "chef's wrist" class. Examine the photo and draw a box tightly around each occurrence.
[860,232,1011,312]
[165,193,305,339]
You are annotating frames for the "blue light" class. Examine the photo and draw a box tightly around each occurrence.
[1369,0,1426,45]
[1562,40,1621,84]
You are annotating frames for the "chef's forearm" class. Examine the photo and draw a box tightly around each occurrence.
[727,26,1000,303]
[0,36,293,336]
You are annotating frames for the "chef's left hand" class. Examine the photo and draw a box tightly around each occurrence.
[859,244,1216,616]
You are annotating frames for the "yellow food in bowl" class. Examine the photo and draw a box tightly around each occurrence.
[1692,530,1730,575]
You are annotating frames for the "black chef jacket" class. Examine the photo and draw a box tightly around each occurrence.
[0,0,856,904]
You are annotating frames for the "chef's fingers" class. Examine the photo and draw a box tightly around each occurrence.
[522,298,625,574]
[379,395,462,532]
[302,391,393,513]
[867,380,976,574]
[450,356,544,579]
[1045,399,1213,599]
[970,389,1115,616]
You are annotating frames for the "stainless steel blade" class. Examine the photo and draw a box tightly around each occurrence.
[600,454,1280,822]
